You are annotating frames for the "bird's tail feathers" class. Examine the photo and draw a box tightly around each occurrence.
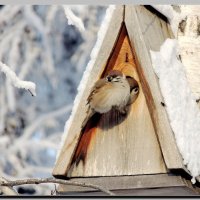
[71,112,101,167]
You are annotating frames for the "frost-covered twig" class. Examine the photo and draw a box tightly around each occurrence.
[0,61,36,96]
[62,6,85,32]
[21,104,72,140]
[7,105,72,157]
[18,47,40,80]
[5,79,16,112]
[0,5,106,195]
[6,36,22,112]
[24,6,55,78]
[0,87,6,134]
[46,6,59,32]
[0,177,18,195]
[0,5,22,26]
[0,177,115,196]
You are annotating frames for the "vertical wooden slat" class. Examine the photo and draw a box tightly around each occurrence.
[53,6,124,177]
[125,5,184,170]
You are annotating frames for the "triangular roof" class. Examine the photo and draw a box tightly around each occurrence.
[53,5,187,179]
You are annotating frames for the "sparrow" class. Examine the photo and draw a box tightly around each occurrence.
[81,70,139,128]
[70,70,140,167]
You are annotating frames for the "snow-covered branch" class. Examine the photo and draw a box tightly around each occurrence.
[0,5,106,195]
[0,61,36,96]
[0,177,18,196]
[24,6,55,79]
[20,104,71,140]
[62,6,85,32]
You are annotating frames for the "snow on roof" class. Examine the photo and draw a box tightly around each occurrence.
[150,38,200,184]
[151,5,186,37]
[56,5,116,162]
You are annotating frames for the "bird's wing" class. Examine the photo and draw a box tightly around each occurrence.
[82,78,107,129]
[87,78,107,104]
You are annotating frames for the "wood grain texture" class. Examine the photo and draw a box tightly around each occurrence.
[58,174,197,194]
[53,5,186,179]
[68,25,166,177]
[53,6,124,177]
[57,187,199,196]
[125,6,184,170]
[136,6,174,51]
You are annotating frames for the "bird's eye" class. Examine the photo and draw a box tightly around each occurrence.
[133,87,139,94]
[107,76,113,82]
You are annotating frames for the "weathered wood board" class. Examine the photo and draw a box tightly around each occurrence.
[53,6,124,177]
[125,5,184,170]
[68,25,167,177]
[58,174,198,196]
[135,6,173,52]
[53,5,186,179]
[58,187,198,196]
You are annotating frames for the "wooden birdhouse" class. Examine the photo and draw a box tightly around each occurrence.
[53,5,200,196]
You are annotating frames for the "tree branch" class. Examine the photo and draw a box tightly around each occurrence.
[0,177,18,195]
[0,177,115,196]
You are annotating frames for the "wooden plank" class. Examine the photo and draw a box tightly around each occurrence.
[58,187,199,196]
[53,6,124,177]
[113,187,198,196]
[125,5,184,170]
[69,25,166,177]
[135,6,174,51]
[58,174,190,193]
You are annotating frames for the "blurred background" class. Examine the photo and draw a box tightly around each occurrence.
[0,5,107,195]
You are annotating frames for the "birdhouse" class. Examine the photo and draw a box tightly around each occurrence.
[53,5,200,196]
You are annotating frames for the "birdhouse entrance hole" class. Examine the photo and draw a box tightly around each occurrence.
[64,24,167,177]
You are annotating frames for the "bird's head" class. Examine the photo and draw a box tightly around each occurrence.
[126,76,139,94]
[106,70,124,82]
[126,75,140,104]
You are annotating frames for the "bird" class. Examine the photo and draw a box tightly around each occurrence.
[81,70,139,129]
[70,70,140,167]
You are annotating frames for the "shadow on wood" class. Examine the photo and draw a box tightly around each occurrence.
[66,24,166,177]
[53,5,200,196]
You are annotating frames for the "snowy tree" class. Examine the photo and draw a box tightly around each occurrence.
[0,5,106,195]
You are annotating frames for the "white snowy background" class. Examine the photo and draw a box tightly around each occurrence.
[0,5,106,195]
[0,5,199,195]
